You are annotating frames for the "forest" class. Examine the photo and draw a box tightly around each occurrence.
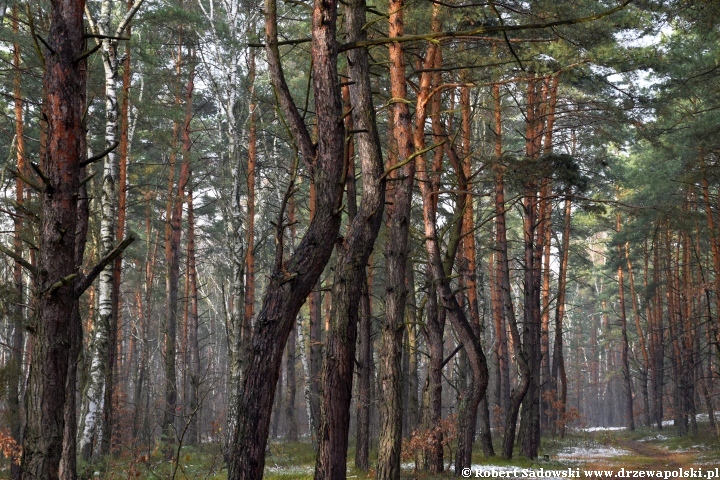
[1,0,720,478]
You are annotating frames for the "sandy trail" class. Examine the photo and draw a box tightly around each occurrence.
[576,436,705,478]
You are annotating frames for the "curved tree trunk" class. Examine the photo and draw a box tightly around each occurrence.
[412,68,489,471]
[314,0,386,474]
[227,0,345,475]
[496,163,530,459]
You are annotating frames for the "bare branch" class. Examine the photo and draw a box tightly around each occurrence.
[382,141,445,180]
[84,33,130,40]
[340,0,633,51]
[0,243,37,276]
[7,168,42,192]
[75,42,103,62]
[264,0,316,164]
[81,141,119,167]
[116,0,147,37]
[30,162,51,185]
[75,235,135,296]
[84,4,102,44]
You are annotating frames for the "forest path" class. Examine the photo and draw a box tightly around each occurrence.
[577,432,707,473]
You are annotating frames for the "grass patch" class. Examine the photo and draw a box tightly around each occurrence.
[101,424,720,478]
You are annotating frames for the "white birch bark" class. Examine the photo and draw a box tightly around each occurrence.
[79,0,145,458]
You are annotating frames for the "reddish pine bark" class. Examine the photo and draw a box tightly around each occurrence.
[22,0,86,476]
[10,7,25,478]
[626,244,651,427]
[163,52,194,442]
[377,0,415,476]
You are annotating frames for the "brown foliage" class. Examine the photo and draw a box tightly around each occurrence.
[0,429,21,465]
[401,414,457,471]
[542,390,580,432]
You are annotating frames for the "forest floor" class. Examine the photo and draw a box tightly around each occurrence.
[3,423,719,479]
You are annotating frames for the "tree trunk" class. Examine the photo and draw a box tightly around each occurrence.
[551,197,571,438]
[492,82,511,425]
[299,283,322,447]
[519,75,543,460]
[680,222,697,436]
[81,0,144,454]
[377,0,415,476]
[163,54,194,443]
[79,14,123,460]
[617,213,635,431]
[405,268,419,438]
[286,326,298,441]
[493,94,530,457]
[314,0,385,473]
[650,234,665,429]
[422,272,446,472]
[186,178,201,444]
[626,244,651,427]
[458,78,494,457]
[666,228,686,435]
[302,182,323,448]
[60,146,90,479]
[21,0,86,474]
[411,48,489,470]
[10,7,26,477]
[132,196,158,441]
[117,1,132,390]
[245,35,257,344]
[354,270,372,471]
[227,0,345,473]
[498,175,530,458]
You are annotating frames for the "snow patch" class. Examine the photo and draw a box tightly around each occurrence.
[581,426,626,432]
[265,465,314,476]
[662,412,720,427]
[403,463,567,479]
[557,446,631,459]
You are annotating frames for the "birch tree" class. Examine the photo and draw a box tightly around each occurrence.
[79,0,145,459]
